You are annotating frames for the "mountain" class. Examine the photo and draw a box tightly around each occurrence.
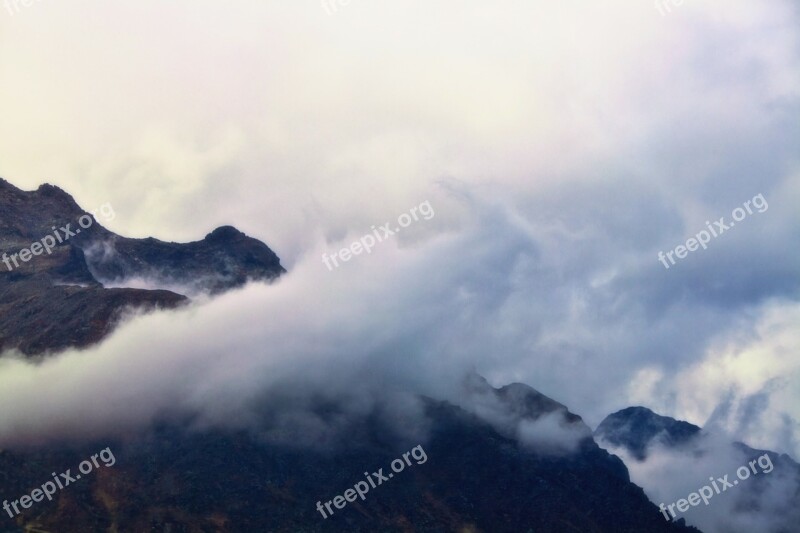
[0,178,284,356]
[0,381,702,533]
[0,179,702,532]
[595,407,800,533]
[594,406,702,460]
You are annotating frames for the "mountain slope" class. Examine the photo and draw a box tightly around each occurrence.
[0,392,703,533]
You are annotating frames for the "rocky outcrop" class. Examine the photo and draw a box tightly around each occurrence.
[0,178,284,356]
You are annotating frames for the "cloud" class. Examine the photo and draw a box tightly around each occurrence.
[0,186,794,456]
[1,0,798,261]
[603,432,800,533]
[627,301,800,458]
[0,0,797,474]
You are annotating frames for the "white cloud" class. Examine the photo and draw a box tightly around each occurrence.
[0,0,797,476]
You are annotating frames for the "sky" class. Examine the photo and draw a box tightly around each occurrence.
[0,0,799,498]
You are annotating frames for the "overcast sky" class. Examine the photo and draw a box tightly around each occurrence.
[0,0,799,471]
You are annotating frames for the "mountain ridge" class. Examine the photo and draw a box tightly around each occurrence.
[0,177,284,356]
[0,179,703,532]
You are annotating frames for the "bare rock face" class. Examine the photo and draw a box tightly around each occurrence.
[0,178,285,356]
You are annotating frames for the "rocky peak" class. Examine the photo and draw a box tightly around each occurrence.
[0,177,285,356]
[595,406,702,460]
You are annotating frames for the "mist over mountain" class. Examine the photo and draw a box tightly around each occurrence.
[595,406,702,461]
[596,407,800,533]
[1,1,799,530]
[0,179,708,532]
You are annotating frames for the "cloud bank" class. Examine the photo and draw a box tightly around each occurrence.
[0,0,798,492]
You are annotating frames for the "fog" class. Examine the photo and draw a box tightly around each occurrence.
[0,1,799,529]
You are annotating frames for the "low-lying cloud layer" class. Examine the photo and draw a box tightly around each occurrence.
[0,0,798,519]
[0,186,797,459]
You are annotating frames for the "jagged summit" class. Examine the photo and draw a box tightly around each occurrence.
[595,406,702,460]
[36,182,73,197]
[1,177,77,201]
[205,225,245,241]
